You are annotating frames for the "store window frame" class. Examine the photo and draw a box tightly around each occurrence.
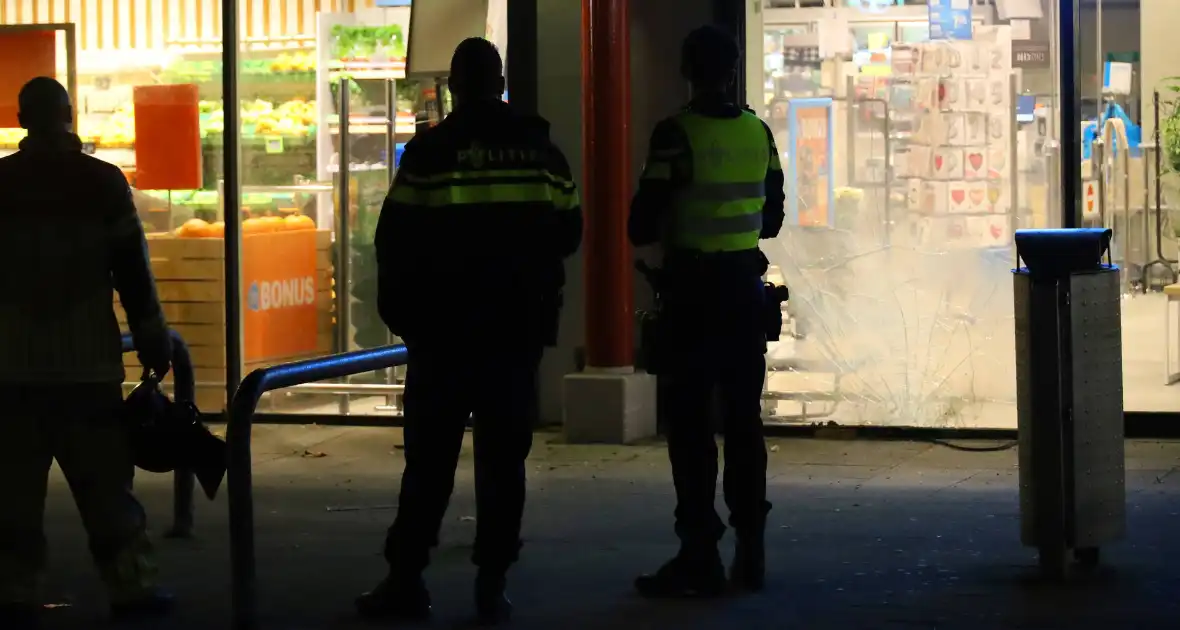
[210,0,539,420]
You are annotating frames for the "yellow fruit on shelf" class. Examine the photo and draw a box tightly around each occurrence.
[209,221,226,238]
[270,53,293,73]
[0,127,27,146]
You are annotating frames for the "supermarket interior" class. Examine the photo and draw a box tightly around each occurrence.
[0,0,1175,430]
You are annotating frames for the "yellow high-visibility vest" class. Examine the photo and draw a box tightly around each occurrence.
[669,111,773,253]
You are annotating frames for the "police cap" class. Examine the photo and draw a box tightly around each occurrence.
[681,25,740,85]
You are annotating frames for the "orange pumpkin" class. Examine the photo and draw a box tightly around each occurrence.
[242,218,266,234]
[259,216,284,233]
[284,214,315,231]
[176,218,211,238]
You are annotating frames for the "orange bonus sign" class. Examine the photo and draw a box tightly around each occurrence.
[242,230,318,362]
[0,30,57,129]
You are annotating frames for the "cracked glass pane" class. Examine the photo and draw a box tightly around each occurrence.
[758,25,1052,428]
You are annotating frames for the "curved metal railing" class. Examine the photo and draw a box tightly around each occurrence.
[120,329,197,538]
[226,344,410,630]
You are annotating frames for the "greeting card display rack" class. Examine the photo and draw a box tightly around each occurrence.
[889,26,1021,253]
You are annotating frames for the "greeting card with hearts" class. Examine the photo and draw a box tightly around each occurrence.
[964,149,986,179]
[932,147,964,180]
[968,215,1010,247]
[986,182,1011,214]
[987,146,1009,179]
[967,181,989,212]
[945,181,970,214]
[940,78,963,109]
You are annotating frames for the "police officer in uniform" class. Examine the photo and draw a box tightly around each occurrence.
[630,26,785,598]
[357,38,582,624]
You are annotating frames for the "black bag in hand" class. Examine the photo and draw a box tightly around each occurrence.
[124,375,228,499]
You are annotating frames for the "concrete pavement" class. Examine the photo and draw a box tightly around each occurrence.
[35,427,1180,629]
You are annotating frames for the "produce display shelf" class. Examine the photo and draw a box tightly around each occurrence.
[328,69,406,81]
[200,133,316,147]
[0,134,316,152]
[141,190,310,208]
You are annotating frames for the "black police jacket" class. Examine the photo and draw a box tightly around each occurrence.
[376,99,583,347]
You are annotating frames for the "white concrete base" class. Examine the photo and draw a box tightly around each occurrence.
[562,370,657,444]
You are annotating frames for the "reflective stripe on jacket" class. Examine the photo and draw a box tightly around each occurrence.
[388,167,579,211]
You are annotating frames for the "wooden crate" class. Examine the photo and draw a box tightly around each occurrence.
[115,229,337,411]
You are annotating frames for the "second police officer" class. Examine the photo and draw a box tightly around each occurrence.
[357,38,582,624]
[629,25,786,598]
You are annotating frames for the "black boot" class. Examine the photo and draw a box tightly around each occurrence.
[0,603,39,630]
[634,547,726,599]
[730,530,765,592]
[355,573,432,622]
[109,587,176,621]
[474,570,512,626]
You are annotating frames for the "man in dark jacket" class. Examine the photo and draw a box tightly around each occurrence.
[630,26,785,598]
[0,77,174,629]
[356,39,582,624]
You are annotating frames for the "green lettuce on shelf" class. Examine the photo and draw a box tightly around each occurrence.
[330,25,406,61]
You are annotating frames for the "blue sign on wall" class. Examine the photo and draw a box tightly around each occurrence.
[928,0,973,41]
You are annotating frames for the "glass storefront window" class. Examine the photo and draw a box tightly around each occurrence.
[759,13,1057,429]
[0,5,231,412]
[226,1,484,418]
[235,4,424,417]
[0,1,453,417]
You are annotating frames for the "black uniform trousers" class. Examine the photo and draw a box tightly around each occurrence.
[660,271,772,549]
[384,342,543,576]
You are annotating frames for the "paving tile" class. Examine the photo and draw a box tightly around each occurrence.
[33,430,1180,629]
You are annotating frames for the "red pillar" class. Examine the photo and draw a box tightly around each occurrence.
[581,0,633,369]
